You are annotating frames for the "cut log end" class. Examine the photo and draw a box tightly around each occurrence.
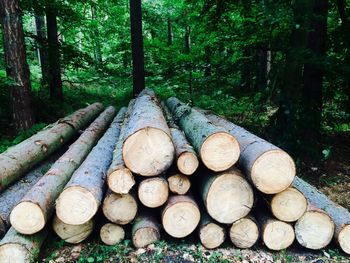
[177,152,199,176]
[138,178,169,208]
[123,128,175,176]
[199,223,225,249]
[56,186,98,225]
[167,174,191,195]
[10,202,45,235]
[100,223,125,246]
[206,172,254,224]
[271,188,307,222]
[0,244,29,263]
[53,215,93,244]
[262,220,295,251]
[230,218,259,249]
[200,132,240,172]
[338,225,350,254]
[251,150,295,194]
[295,211,335,250]
[103,193,138,225]
[133,227,160,248]
[108,169,135,194]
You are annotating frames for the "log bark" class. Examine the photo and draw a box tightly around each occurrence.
[199,214,226,249]
[56,108,127,225]
[293,176,350,253]
[161,195,200,238]
[100,223,125,245]
[167,173,191,195]
[52,215,93,244]
[165,97,239,172]
[132,213,161,248]
[201,168,254,224]
[123,89,175,176]
[162,103,198,175]
[0,227,47,263]
[102,190,138,225]
[196,108,295,194]
[10,107,116,235]
[229,215,259,249]
[107,100,135,194]
[138,177,169,208]
[0,103,104,192]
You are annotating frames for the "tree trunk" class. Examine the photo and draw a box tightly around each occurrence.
[167,18,173,46]
[167,173,191,195]
[56,108,126,225]
[100,223,125,246]
[129,0,145,96]
[0,103,104,193]
[10,107,116,235]
[132,213,160,248]
[91,1,103,68]
[138,177,169,208]
[165,97,240,172]
[34,15,49,87]
[0,0,35,132]
[229,215,259,249]
[199,213,226,249]
[46,8,63,100]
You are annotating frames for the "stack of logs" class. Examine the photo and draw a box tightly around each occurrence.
[0,89,350,262]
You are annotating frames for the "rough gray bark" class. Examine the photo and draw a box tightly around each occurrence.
[0,103,104,193]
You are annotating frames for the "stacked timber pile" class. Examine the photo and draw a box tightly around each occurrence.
[0,90,350,262]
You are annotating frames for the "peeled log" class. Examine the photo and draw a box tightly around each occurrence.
[138,177,169,208]
[0,227,47,263]
[56,108,126,225]
[199,214,226,249]
[100,223,125,245]
[295,206,335,250]
[132,213,161,248]
[52,215,93,244]
[166,97,239,172]
[269,187,307,222]
[201,168,254,224]
[10,107,116,235]
[0,103,103,192]
[107,100,136,194]
[123,89,175,176]
[230,216,259,249]
[102,190,138,225]
[196,108,295,194]
[161,195,200,238]
[293,176,350,254]
[167,173,191,195]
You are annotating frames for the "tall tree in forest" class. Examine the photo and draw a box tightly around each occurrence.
[46,5,63,100]
[35,15,49,87]
[91,0,103,68]
[130,0,145,96]
[0,0,35,131]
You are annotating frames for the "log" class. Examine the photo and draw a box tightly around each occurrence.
[295,206,335,250]
[162,103,198,175]
[122,89,175,176]
[138,177,169,208]
[199,214,226,249]
[167,173,191,195]
[269,187,307,222]
[56,108,127,225]
[100,223,125,245]
[102,190,138,225]
[293,176,350,254]
[0,103,103,192]
[107,100,136,194]
[165,97,240,172]
[52,215,93,244]
[229,215,259,249]
[196,108,295,194]
[201,168,254,224]
[161,195,200,238]
[10,107,116,235]
[0,227,47,263]
[132,213,161,248]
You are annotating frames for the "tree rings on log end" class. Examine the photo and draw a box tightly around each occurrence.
[138,177,169,208]
[123,127,175,176]
[199,223,226,249]
[295,211,335,250]
[177,152,199,176]
[56,186,98,225]
[103,193,137,225]
[108,169,135,194]
[200,132,240,172]
[133,227,160,248]
[167,174,191,195]
[271,188,307,222]
[10,202,45,235]
[100,223,125,246]
[0,244,29,263]
[262,220,295,251]
[338,225,350,254]
[251,150,295,194]
[230,217,259,249]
